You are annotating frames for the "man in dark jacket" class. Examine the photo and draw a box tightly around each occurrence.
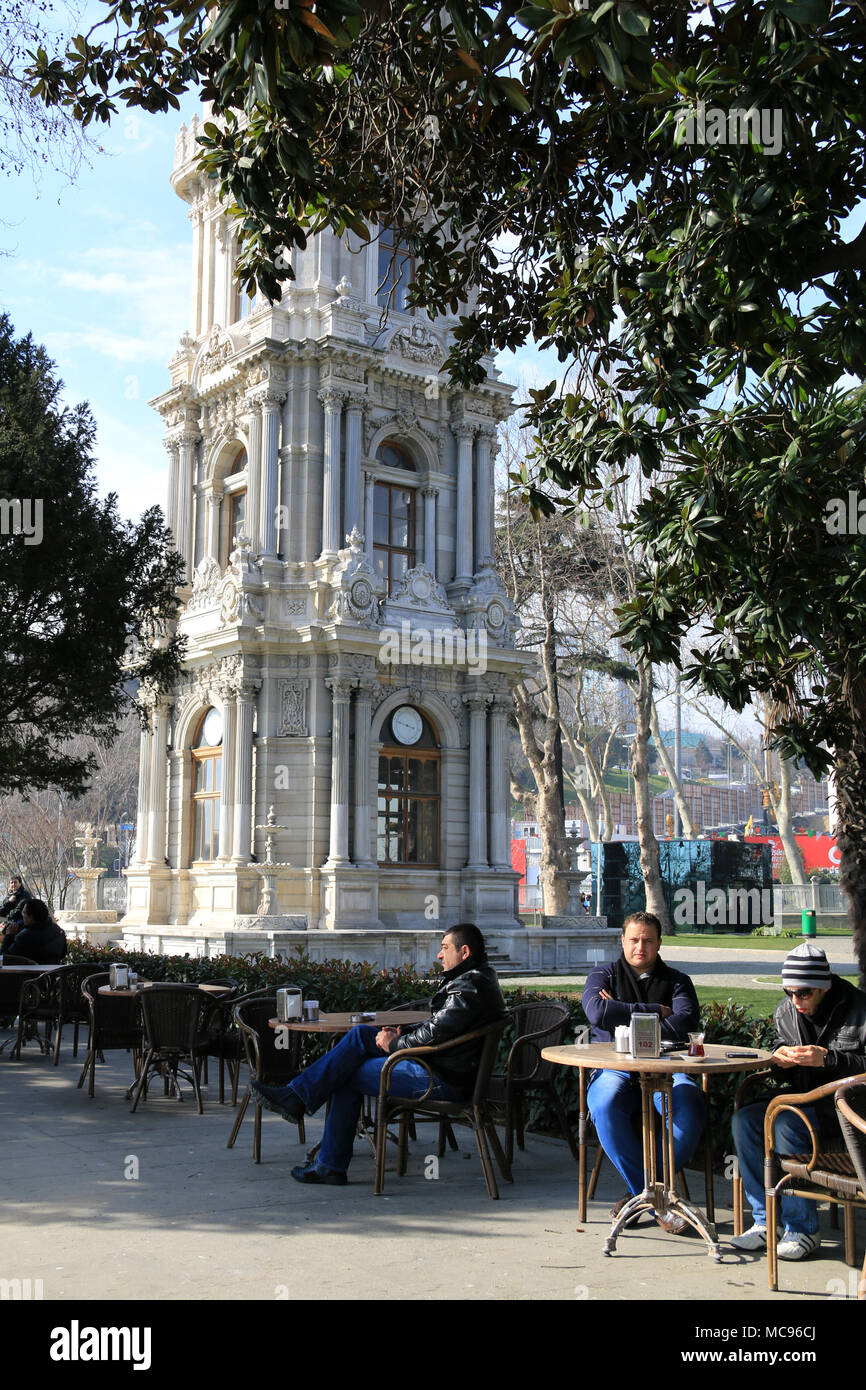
[250,923,506,1185]
[731,942,866,1261]
[0,899,67,963]
[582,909,705,1235]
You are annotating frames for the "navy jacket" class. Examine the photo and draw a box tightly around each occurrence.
[583,956,700,1043]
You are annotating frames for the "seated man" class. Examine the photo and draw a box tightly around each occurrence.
[251,922,507,1186]
[0,899,67,964]
[730,942,866,1260]
[582,909,705,1234]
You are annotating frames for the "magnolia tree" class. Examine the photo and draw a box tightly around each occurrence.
[32,0,866,980]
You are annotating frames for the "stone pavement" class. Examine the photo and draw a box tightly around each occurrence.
[0,1025,860,1304]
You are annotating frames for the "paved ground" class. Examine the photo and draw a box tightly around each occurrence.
[0,1022,861,1305]
[509,939,860,991]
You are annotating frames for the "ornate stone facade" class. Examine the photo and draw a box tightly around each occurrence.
[120,115,550,970]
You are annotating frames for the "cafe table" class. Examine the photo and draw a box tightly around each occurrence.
[97,981,232,997]
[541,1040,774,1260]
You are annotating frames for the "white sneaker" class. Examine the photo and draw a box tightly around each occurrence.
[729,1224,768,1251]
[777,1231,820,1261]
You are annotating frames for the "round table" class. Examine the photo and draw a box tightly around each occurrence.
[267,1010,430,1034]
[98,982,232,997]
[541,1041,774,1260]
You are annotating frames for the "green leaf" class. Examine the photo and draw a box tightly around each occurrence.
[594,39,625,89]
[616,4,651,37]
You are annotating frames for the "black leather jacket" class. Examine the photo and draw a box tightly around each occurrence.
[0,885,31,925]
[389,957,507,1090]
[0,919,68,964]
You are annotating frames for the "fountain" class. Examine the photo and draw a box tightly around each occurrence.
[233,807,306,935]
[56,824,119,943]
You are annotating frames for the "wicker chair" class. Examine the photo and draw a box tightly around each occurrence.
[487,1002,579,1168]
[578,1059,714,1223]
[129,985,218,1115]
[836,1080,866,1300]
[48,962,103,1064]
[761,1075,866,1292]
[373,1018,512,1199]
[191,978,242,1102]
[77,972,144,1098]
[226,995,306,1162]
[10,969,66,1060]
[0,954,38,965]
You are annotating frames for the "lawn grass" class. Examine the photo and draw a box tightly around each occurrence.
[668,931,852,950]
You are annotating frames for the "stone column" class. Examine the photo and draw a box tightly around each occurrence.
[176,432,198,584]
[319,389,343,558]
[475,428,495,571]
[164,439,180,548]
[146,698,172,867]
[344,394,364,539]
[260,393,282,557]
[203,482,222,559]
[489,694,511,868]
[363,469,375,557]
[353,678,377,866]
[423,486,438,575]
[454,424,475,587]
[325,677,354,865]
[131,721,153,865]
[464,691,490,868]
[245,399,263,558]
[232,683,258,864]
[218,696,237,862]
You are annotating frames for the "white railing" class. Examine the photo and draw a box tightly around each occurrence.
[773,883,846,915]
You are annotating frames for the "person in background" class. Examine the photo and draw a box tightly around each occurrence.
[0,898,68,964]
[0,875,31,931]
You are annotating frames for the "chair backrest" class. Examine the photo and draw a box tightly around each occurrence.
[139,984,212,1053]
[234,994,303,1082]
[57,962,104,1014]
[0,955,38,965]
[469,1018,510,1105]
[507,1001,571,1082]
[836,1080,866,1196]
[83,973,143,1048]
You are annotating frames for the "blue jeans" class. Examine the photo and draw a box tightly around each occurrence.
[732,1098,836,1235]
[287,1025,464,1173]
[587,1069,706,1198]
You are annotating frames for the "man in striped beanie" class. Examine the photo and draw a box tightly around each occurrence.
[730,942,866,1260]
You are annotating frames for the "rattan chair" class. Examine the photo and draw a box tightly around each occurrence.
[0,954,38,965]
[373,1017,512,1199]
[761,1075,866,1292]
[48,961,103,1064]
[227,995,306,1162]
[578,1061,715,1222]
[77,972,144,1098]
[487,1002,579,1167]
[128,984,217,1115]
[10,969,65,1060]
[836,1079,866,1300]
[192,978,241,1102]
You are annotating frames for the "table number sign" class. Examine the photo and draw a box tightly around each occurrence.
[629,1014,661,1059]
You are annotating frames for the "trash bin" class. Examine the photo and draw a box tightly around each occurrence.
[801,909,817,938]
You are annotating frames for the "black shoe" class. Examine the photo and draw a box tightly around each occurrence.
[249,1079,305,1123]
[291,1162,347,1186]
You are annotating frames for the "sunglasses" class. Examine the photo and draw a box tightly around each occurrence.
[784,988,816,1000]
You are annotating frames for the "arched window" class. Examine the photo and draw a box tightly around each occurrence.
[377,228,413,313]
[377,708,440,866]
[191,708,223,862]
[373,440,416,594]
[222,448,247,566]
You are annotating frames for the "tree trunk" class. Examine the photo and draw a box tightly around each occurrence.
[772,754,807,886]
[834,718,866,990]
[649,694,698,839]
[632,661,671,930]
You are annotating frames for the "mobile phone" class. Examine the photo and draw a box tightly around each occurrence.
[725,1050,758,1058]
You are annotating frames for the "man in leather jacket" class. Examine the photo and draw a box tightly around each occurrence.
[0,876,31,930]
[730,941,866,1261]
[250,923,506,1185]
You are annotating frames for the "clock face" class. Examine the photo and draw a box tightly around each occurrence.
[201,708,224,747]
[391,706,424,746]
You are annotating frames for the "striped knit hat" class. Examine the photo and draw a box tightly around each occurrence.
[781,942,832,991]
